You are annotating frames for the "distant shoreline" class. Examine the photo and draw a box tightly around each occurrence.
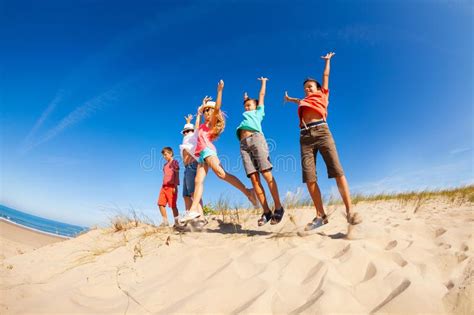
[0,217,70,239]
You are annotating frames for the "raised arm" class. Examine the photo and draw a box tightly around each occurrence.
[321,52,335,90]
[284,91,300,105]
[215,80,224,111]
[184,114,193,124]
[257,77,268,105]
[210,80,224,127]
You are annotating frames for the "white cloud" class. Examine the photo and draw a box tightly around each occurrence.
[21,90,66,153]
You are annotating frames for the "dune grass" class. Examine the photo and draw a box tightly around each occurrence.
[349,185,474,205]
[103,185,473,233]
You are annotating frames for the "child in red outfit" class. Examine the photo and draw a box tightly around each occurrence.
[157,147,180,227]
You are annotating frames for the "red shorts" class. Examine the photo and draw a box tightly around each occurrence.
[158,186,177,208]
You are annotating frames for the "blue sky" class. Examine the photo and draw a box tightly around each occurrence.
[1,0,472,226]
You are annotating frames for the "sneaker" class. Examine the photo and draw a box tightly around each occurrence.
[270,207,285,225]
[179,211,201,224]
[304,216,328,231]
[258,211,273,226]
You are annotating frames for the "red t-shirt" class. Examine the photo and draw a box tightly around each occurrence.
[298,88,329,125]
[162,159,179,187]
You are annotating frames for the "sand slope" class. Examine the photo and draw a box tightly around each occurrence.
[0,197,472,314]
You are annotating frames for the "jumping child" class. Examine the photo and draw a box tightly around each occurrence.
[181,80,258,222]
[238,77,284,226]
[284,52,361,231]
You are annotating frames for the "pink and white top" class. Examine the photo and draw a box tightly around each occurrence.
[194,123,217,157]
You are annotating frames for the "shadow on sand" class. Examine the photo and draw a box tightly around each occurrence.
[174,219,272,236]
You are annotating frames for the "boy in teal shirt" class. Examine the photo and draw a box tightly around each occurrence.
[237,77,284,226]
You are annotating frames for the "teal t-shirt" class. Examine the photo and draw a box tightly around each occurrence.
[236,105,265,139]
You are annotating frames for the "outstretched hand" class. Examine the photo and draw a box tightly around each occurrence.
[184,114,193,123]
[199,96,212,113]
[284,91,290,103]
[217,79,224,91]
[257,77,269,82]
[321,52,335,60]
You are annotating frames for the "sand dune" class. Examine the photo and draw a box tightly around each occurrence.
[0,197,472,314]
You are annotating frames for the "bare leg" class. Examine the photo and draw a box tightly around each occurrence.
[197,200,204,215]
[335,176,351,212]
[184,196,192,211]
[171,207,179,224]
[249,172,271,213]
[205,155,256,205]
[159,205,168,223]
[190,164,208,211]
[306,181,326,218]
[261,170,282,209]
[335,175,361,223]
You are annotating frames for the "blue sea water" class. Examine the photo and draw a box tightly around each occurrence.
[0,205,88,238]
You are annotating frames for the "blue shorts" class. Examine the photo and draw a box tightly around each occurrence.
[197,147,217,164]
[182,161,198,197]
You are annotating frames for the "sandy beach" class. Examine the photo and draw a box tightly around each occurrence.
[0,220,64,260]
[0,196,472,314]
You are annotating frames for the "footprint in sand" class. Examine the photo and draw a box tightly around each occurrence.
[445,280,455,290]
[391,252,408,267]
[370,279,411,313]
[301,261,325,285]
[435,228,447,238]
[360,262,377,283]
[437,242,452,250]
[332,244,351,260]
[460,244,469,252]
[455,252,468,263]
[385,240,398,251]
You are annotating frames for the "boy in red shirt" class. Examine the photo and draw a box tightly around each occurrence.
[285,52,361,230]
[157,147,180,227]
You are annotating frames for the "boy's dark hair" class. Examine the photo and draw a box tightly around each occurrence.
[243,98,259,106]
[161,147,173,156]
[303,77,321,90]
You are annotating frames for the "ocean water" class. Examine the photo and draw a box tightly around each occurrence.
[0,205,88,238]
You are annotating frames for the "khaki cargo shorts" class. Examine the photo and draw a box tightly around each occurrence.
[240,132,273,177]
[300,124,344,182]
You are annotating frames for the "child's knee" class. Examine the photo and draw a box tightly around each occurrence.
[262,170,273,182]
[215,169,226,179]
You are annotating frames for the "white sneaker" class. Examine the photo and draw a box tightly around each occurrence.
[304,216,328,231]
[179,211,201,224]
